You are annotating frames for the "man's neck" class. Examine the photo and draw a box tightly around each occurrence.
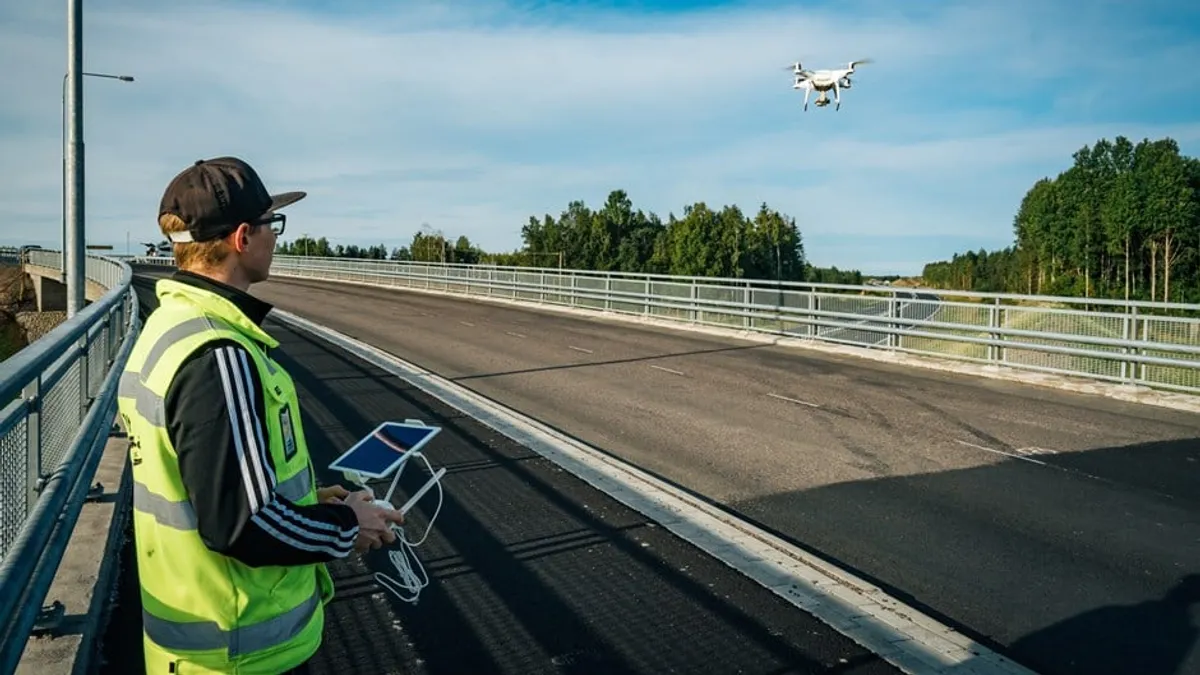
[184,264,251,292]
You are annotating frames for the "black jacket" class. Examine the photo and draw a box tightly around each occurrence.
[163,271,360,567]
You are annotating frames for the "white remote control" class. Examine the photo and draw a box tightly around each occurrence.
[370,467,446,518]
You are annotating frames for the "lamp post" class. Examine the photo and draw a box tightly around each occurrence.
[61,61,134,318]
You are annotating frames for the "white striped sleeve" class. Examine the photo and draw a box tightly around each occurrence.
[212,345,358,557]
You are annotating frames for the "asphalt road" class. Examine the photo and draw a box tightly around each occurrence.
[107,268,906,675]
[136,268,1200,674]
[250,274,1200,675]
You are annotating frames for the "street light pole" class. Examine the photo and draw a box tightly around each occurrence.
[64,0,84,318]
[61,31,134,319]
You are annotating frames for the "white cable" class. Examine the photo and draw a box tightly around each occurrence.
[371,451,445,604]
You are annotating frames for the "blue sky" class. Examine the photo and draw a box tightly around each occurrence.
[1,0,1198,276]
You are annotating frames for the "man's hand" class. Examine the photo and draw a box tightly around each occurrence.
[317,484,351,504]
[343,490,406,553]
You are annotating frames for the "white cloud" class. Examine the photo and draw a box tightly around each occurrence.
[1,0,1198,275]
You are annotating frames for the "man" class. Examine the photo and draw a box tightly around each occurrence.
[117,156,405,675]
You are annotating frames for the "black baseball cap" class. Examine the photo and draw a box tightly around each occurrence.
[159,156,305,243]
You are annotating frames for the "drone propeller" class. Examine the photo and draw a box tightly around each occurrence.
[848,58,873,68]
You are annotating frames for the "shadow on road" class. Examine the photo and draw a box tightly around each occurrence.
[274,320,896,675]
[960,574,1200,675]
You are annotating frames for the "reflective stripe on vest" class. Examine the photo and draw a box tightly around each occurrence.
[132,464,313,527]
[142,589,321,657]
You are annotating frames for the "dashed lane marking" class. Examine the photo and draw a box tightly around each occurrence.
[767,392,821,408]
[953,439,1051,467]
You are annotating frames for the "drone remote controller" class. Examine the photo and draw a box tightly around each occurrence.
[328,420,446,604]
[371,467,446,521]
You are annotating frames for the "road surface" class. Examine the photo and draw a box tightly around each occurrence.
[99,268,907,675]
[245,271,1200,675]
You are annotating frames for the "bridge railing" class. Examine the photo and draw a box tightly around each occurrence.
[0,249,138,669]
[132,255,1200,394]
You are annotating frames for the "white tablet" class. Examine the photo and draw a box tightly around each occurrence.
[327,421,442,479]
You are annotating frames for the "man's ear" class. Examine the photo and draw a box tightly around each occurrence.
[230,223,252,253]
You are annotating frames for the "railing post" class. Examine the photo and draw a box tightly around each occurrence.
[107,304,118,363]
[1135,306,1144,386]
[744,283,751,330]
[809,291,817,338]
[1121,306,1132,384]
[78,334,91,412]
[23,377,42,518]
[987,298,1001,364]
[887,294,898,350]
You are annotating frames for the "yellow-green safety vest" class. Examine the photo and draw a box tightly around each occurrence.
[116,277,335,674]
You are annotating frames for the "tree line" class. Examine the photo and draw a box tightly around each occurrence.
[921,136,1200,303]
[276,189,865,285]
[275,232,483,265]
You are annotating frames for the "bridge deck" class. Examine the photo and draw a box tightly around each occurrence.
[96,275,901,675]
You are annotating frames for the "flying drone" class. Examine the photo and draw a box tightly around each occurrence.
[784,59,872,111]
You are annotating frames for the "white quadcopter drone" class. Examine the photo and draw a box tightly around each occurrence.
[785,59,872,111]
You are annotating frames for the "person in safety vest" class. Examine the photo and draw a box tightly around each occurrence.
[117,156,406,675]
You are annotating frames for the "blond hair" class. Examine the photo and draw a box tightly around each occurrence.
[158,213,233,271]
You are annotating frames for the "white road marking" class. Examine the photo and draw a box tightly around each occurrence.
[568,346,593,354]
[767,392,821,408]
[954,439,1050,466]
[275,308,1035,675]
[951,439,1179,502]
[505,331,527,339]
[649,365,685,376]
[459,320,476,327]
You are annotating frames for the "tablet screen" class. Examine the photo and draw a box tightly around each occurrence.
[328,422,441,478]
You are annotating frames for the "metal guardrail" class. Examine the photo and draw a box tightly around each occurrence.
[0,249,138,669]
[131,255,1200,393]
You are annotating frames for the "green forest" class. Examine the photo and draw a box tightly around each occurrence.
[275,191,865,285]
[921,136,1200,304]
